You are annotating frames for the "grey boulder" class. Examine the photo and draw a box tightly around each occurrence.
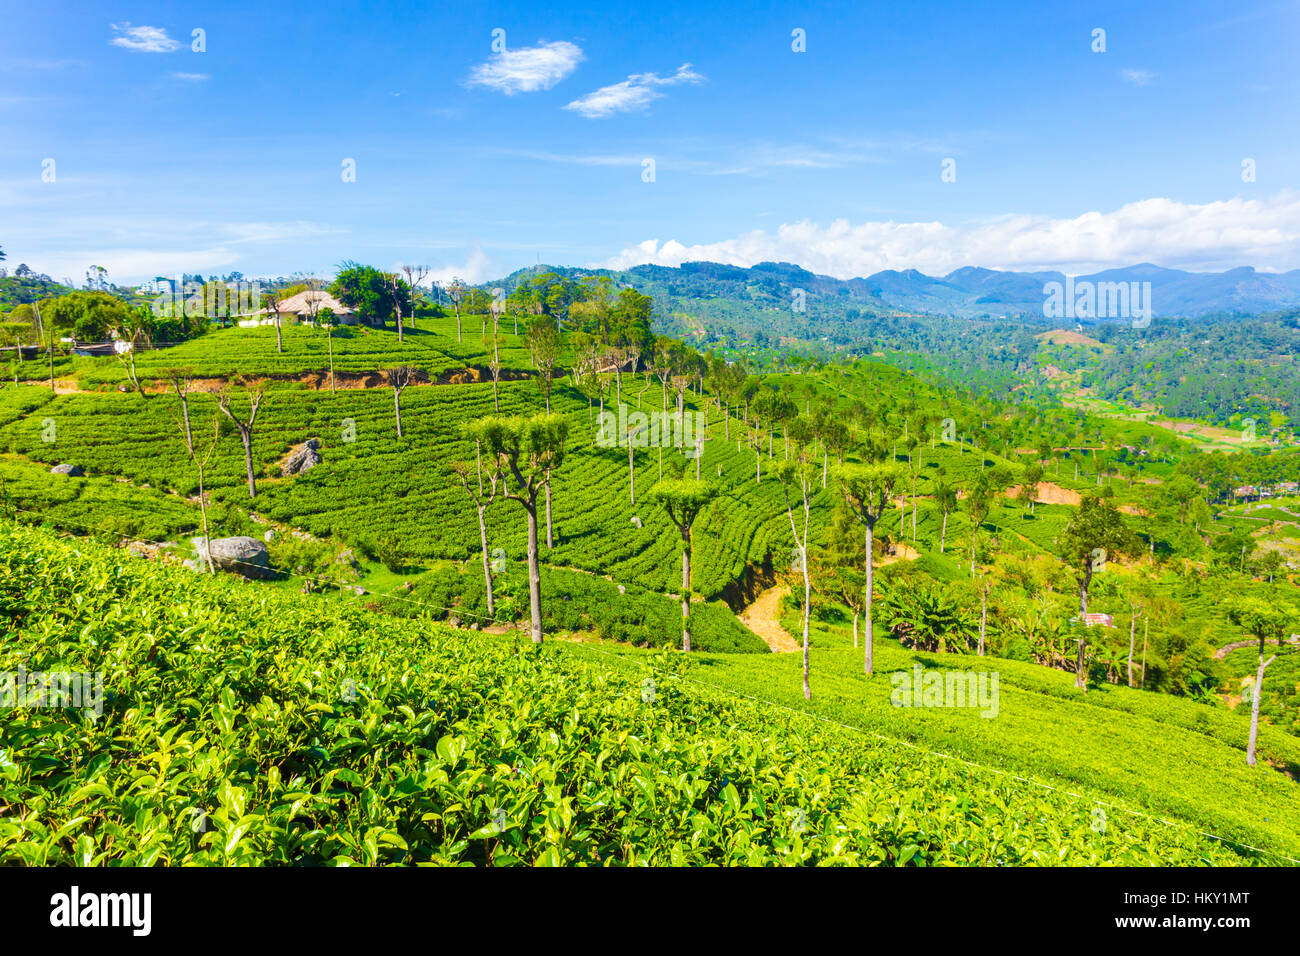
[197,536,275,579]
[50,463,84,477]
[282,438,322,477]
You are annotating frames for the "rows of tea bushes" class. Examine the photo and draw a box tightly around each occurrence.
[0,456,199,542]
[0,384,56,430]
[672,610,1300,862]
[381,563,767,653]
[1221,646,1300,736]
[0,377,832,599]
[75,317,534,390]
[0,521,1261,865]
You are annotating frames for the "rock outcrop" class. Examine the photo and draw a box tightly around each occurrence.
[281,438,322,477]
[195,536,275,579]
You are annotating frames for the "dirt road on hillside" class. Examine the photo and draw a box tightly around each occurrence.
[739,584,799,652]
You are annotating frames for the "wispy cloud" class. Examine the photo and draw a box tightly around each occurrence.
[171,72,209,82]
[496,136,915,176]
[465,40,583,95]
[602,192,1300,277]
[1120,68,1157,87]
[496,148,644,167]
[565,63,703,118]
[0,58,88,71]
[110,23,182,54]
[4,219,347,283]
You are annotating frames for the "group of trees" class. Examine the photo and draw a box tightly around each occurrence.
[330,262,415,329]
[11,241,1292,765]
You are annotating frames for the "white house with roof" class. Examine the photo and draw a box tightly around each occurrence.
[238,290,358,328]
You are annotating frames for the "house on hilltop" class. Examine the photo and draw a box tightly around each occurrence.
[239,290,361,328]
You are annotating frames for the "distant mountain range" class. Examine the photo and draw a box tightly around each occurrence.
[855,262,1300,319]
[500,260,1300,323]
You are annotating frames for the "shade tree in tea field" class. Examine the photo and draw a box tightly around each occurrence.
[648,478,717,653]
[1057,495,1140,690]
[469,413,568,643]
[838,461,905,677]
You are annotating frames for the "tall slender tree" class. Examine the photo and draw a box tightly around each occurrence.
[215,380,266,499]
[451,455,498,617]
[469,414,568,643]
[384,365,428,438]
[648,479,717,653]
[839,461,905,676]
[1057,495,1138,690]
[1226,596,1298,766]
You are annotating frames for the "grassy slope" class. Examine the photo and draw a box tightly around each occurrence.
[563,611,1300,862]
[0,521,1277,866]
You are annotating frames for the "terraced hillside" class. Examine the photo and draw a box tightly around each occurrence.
[1,522,1289,866]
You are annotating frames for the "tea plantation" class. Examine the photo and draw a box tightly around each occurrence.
[0,523,1279,866]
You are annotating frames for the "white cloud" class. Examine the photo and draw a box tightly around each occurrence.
[8,220,346,283]
[1121,68,1157,86]
[428,247,496,286]
[171,72,209,82]
[600,192,1300,277]
[465,41,583,95]
[110,23,182,54]
[497,148,644,167]
[565,64,703,118]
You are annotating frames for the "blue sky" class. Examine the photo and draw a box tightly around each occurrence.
[1,0,1297,285]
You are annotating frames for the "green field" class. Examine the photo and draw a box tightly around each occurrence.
[1,522,1286,866]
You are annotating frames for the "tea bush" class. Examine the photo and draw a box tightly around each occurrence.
[0,522,1262,866]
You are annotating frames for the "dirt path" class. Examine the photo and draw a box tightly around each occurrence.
[17,379,78,394]
[1004,481,1082,506]
[739,584,799,653]
[1215,635,1300,660]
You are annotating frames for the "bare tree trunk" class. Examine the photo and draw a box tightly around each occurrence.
[179,394,193,452]
[864,523,875,676]
[197,466,215,573]
[478,504,494,616]
[783,485,812,699]
[979,583,987,656]
[393,387,403,438]
[681,536,691,653]
[940,510,948,553]
[545,475,553,549]
[1140,617,1149,688]
[628,441,635,504]
[525,504,543,643]
[801,559,811,700]
[1247,654,1276,766]
[238,430,256,498]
